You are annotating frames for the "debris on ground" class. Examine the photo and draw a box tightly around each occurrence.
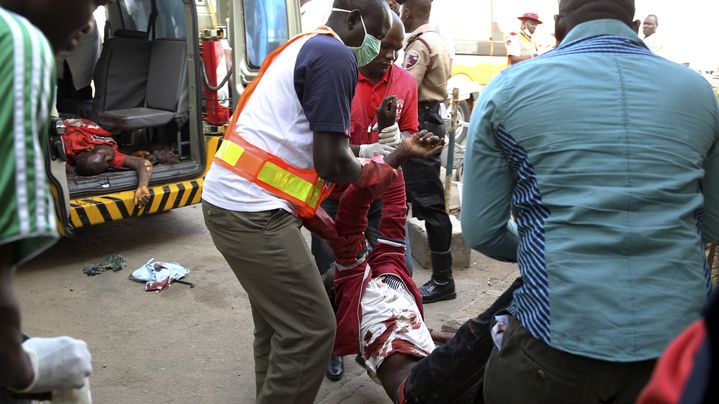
[129,259,192,292]
[82,255,127,276]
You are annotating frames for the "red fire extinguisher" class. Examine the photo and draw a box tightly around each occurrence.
[200,29,231,125]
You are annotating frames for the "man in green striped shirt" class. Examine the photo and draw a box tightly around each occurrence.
[0,0,110,394]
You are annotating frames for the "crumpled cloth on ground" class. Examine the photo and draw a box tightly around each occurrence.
[82,255,127,276]
[151,149,180,165]
[129,259,190,292]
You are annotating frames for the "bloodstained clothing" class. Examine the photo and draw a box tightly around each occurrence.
[359,274,434,378]
[331,170,426,357]
[62,118,125,168]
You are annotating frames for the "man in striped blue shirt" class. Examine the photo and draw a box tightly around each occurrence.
[0,0,109,396]
[462,0,719,402]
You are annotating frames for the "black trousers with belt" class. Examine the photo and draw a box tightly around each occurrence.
[402,101,452,258]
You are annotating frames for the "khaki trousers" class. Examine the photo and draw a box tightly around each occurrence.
[484,316,656,404]
[203,200,335,404]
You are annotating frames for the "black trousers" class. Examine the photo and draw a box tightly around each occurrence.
[403,278,524,404]
[402,101,452,255]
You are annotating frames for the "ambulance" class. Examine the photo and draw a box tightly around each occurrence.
[47,0,297,233]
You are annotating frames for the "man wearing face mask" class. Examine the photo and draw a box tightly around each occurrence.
[399,0,455,304]
[202,0,392,402]
[0,0,110,399]
[506,12,542,66]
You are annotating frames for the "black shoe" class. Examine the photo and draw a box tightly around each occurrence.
[419,278,457,303]
[326,355,344,381]
[354,352,366,368]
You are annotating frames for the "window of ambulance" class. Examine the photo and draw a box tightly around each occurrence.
[118,0,187,38]
[243,0,289,68]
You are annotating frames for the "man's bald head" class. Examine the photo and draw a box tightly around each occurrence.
[399,0,432,33]
[555,0,635,43]
[360,11,405,81]
[385,10,405,42]
[328,0,392,47]
[402,0,431,16]
[76,150,110,176]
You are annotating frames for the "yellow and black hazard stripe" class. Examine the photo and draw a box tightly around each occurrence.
[64,135,222,230]
[68,179,204,229]
[203,135,222,173]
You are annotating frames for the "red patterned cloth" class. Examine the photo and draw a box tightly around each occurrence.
[62,118,125,168]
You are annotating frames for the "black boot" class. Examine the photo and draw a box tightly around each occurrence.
[419,251,456,303]
[326,355,344,381]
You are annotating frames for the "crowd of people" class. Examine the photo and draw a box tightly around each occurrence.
[2,0,718,403]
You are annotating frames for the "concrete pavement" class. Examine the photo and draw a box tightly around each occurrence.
[14,204,516,403]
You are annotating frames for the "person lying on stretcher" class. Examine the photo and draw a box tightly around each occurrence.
[303,130,449,401]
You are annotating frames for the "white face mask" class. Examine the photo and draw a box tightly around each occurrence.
[332,8,382,66]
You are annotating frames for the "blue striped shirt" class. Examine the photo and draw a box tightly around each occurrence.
[461,19,719,361]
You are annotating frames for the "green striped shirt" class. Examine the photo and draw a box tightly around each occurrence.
[0,7,58,267]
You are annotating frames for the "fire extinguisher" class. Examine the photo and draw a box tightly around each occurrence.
[200,28,232,125]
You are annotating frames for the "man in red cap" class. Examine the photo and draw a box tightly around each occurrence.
[506,12,542,65]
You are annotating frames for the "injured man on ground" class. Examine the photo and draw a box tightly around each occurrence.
[304,131,522,403]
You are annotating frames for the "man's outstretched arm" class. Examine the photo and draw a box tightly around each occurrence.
[384,130,445,168]
[123,155,153,208]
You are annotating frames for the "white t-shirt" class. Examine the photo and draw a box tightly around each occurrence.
[202,33,357,214]
[643,33,665,56]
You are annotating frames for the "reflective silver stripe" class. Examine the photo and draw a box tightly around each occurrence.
[37,29,55,232]
[377,238,406,248]
[0,9,30,234]
[27,24,46,231]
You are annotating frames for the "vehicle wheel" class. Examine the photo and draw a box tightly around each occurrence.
[454,100,471,145]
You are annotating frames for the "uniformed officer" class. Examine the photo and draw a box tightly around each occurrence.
[398,0,456,303]
[506,12,542,66]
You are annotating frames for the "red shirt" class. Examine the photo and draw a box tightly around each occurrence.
[350,64,419,145]
[62,119,125,168]
[326,65,420,200]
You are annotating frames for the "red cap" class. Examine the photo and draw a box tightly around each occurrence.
[518,13,543,24]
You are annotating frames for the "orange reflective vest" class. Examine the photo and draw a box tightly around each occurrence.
[213,27,338,218]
